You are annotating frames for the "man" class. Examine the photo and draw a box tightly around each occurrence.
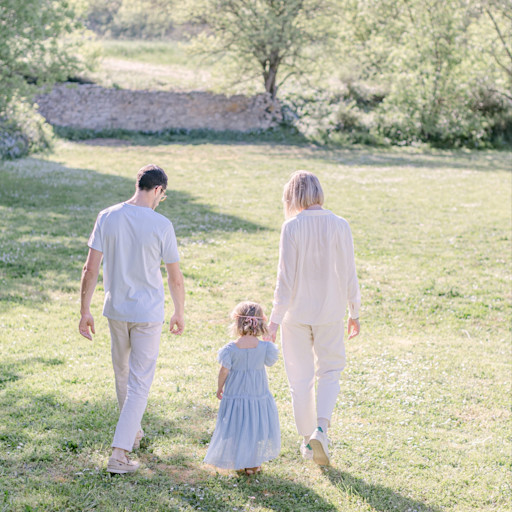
[79,164,185,474]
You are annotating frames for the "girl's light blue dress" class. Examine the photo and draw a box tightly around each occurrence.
[204,340,281,470]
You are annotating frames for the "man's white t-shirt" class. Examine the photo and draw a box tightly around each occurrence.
[88,202,180,323]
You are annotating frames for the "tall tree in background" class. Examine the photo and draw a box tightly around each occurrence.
[481,0,512,101]
[184,0,336,98]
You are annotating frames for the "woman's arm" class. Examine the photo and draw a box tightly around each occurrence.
[216,366,230,400]
[270,223,298,326]
[346,227,361,320]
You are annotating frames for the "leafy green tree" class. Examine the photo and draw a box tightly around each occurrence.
[0,0,92,113]
[85,0,176,39]
[183,0,336,98]
[112,0,175,38]
[0,0,95,157]
[85,0,123,35]
[479,0,512,101]
[335,0,511,146]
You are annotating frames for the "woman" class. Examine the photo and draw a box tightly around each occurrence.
[265,171,361,466]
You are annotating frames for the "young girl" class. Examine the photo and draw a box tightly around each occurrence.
[203,301,280,475]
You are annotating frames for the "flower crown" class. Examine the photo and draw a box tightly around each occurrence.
[235,314,264,328]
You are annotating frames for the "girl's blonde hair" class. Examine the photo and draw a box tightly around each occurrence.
[229,301,269,338]
[282,170,324,218]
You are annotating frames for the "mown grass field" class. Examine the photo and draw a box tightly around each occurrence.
[0,138,510,511]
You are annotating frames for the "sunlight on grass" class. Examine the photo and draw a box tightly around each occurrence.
[87,39,262,94]
[0,140,510,511]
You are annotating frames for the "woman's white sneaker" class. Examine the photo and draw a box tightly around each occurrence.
[300,440,314,460]
[309,428,330,466]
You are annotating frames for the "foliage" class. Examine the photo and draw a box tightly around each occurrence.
[52,124,307,144]
[180,0,337,98]
[0,101,53,159]
[331,0,512,147]
[85,0,177,38]
[0,140,510,510]
[85,0,123,34]
[80,0,511,148]
[0,0,95,113]
[0,0,98,158]
[478,0,512,102]
[280,85,386,145]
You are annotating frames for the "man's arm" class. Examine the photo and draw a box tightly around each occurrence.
[79,248,102,340]
[166,262,185,335]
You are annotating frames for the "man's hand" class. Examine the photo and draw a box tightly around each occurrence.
[79,248,101,340]
[263,321,279,343]
[79,313,95,340]
[166,262,185,335]
[169,314,185,335]
[348,317,360,340]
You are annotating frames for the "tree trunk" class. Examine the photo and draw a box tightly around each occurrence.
[264,68,278,98]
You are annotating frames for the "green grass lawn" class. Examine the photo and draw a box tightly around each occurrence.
[0,138,510,511]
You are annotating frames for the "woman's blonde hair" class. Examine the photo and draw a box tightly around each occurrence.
[229,301,268,338]
[282,170,324,218]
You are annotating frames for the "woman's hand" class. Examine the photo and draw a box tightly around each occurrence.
[216,388,224,400]
[348,317,360,340]
[264,322,279,343]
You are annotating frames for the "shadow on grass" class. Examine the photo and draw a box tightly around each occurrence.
[56,128,512,173]
[54,125,310,147]
[0,158,267,306]
[0,366,442,512]
[292,145,512,172]
[323,466,442,512]
[0,380,337,511]
[0,356,64,390]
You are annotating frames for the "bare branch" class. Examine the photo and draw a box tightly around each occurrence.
[486,7,512,68]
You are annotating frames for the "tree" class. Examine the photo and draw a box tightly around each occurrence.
[0,0,94,157]
[335,0,512,146]
[0,0,92,114]
[183,0,336,99]
[480,0,512,101]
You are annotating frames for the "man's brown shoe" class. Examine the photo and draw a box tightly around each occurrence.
[107,456,140,474]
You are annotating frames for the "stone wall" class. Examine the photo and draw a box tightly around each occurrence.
[36,84,282,133]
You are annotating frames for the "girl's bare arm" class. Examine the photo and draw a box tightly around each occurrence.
[216,366,230,400]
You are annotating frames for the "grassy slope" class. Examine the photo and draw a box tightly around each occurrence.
[0,139,510,511]
[87,40,262,94]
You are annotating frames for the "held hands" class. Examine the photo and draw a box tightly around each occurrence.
[79,313,95,340]
[263,321,279,343]
[169,314,185,335]
[348,317,360,340]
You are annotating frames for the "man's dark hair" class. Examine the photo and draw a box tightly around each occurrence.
[136,164,168,191]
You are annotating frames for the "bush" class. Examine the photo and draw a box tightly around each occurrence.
[282,79,511,149]
[374,80,512,148]
[281,86,385,146]
[0,102,52,160]
[85,0,176,39]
